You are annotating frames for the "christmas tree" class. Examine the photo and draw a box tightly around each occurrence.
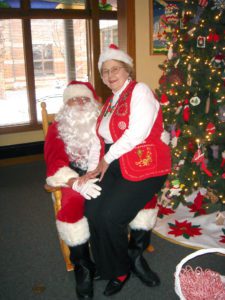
[156,0,225,216]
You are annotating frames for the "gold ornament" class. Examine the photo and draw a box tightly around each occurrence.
[205,187,219,204]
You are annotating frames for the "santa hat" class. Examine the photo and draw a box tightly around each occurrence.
[63,80,99,104]
[98,44,133,72]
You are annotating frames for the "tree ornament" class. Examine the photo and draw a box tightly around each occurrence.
[210,52,225,68]
[159,73,167,85]
[187,27,196,36]
[191,148,213,177]
[205,93,211,113]
[183,99,190,122]
[165,3,180,24]
[221,150,225,167]
[167,179,183,198]
[205,187,219,203]
[210,144,219,159]
[169,89,176,95]
[187,139,195,152]
[212,0,225,13]
[198,0,208,7]
[197,36,206,48]
[190,95,201,106]
[191,5,206,24]
[218,104,225,122]
[174,58,180,68]
[207,32,220,43]
[206,122,216,134]
[187,63,192,86]
[167,44,173,60]
[174,159,185,171]
[175,101,183,114]
[216,212,225,225]
[160,93,169,105]
[171,129,181,148]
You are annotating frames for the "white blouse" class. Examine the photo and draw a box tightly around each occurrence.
[98,79,160,164]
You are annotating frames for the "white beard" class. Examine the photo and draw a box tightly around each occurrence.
[55,101,100,170]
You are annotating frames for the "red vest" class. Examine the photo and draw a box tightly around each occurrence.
[96,80,171,181]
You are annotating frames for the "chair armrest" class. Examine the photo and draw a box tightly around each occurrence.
[44,183,61,192]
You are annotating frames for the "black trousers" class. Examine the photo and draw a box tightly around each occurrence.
[85,157,167,279]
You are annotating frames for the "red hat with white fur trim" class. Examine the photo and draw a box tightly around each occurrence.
[98,44,133,72]
[63,80,99,104]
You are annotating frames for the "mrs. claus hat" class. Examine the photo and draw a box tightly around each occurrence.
[63,80,99,104]
[98,44,133,72]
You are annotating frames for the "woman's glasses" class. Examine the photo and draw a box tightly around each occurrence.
[101,66,124,78]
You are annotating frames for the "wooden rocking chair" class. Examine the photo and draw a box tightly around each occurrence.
[41,102,74,271]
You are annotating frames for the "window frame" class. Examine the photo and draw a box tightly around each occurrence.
[0,0,118,134]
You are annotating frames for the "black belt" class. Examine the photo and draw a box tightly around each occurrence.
[69,162,87,176]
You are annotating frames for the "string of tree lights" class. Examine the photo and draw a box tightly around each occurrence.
[155,0,225,215]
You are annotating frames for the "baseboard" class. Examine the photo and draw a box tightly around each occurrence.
[0,154,44,167]
[0,141,44,159]
[0,142,44,166]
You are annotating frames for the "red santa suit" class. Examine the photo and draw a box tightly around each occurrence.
[44,81,101,247]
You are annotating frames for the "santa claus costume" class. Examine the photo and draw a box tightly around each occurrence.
[44,81,101,299]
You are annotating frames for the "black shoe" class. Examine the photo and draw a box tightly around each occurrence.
[103,274,130,296]
[93,270,101,281]
[75,265,94,299]
[131,255,160,287]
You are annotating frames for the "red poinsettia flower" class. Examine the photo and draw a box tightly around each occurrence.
[157,204,175,219]
[168,220,202,239]
[188,192,207,216]
[219,228,225,243]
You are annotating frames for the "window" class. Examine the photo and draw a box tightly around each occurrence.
[33,44,54,77]
[0,0,119,132]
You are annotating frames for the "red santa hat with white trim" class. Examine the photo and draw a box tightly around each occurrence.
[98,44,133,72]
[63,80,99,104]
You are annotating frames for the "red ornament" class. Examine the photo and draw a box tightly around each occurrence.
[160,93,169,105]
[207,32,220,43]
[221,151,225,168]
[169,89,176,95]
[191,149,212,177]
[187,139,195,152]
[159,74,167,85]
[206,122,216,134]
[198,0,208,7]
[183,99,190,122]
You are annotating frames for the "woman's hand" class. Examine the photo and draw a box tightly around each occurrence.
[96,158,109,181]
[77,173,94,185]
[79,158,109,183]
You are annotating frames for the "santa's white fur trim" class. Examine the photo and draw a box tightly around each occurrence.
[56,216,90,247]
[129,208,159,230]
[63,84,94,104]
[46,166,78,187]
[98,47,133,71]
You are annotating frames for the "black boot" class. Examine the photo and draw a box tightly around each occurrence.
[128,229,160,287]
[69,243,95,299]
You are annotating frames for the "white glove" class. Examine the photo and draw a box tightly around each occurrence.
[72,178,102,200]
[160,130,170,145]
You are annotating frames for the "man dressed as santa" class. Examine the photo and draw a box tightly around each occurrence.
[44,81,162,299]
[44,81,102,300]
